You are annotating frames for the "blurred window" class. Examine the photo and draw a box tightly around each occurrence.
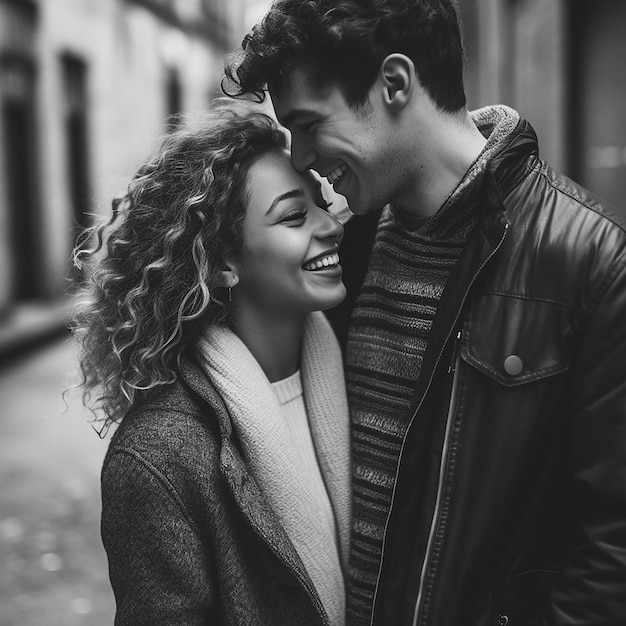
[165,66,182,131]
[60,53,92,238]
[568,0,626,208]
[0,0,41,300]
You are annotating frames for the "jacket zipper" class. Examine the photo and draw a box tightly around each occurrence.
[370,219,509,626]
[412,332,461,626]
[410,225,509,626]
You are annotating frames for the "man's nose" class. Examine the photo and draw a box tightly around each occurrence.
[290,134,316,173]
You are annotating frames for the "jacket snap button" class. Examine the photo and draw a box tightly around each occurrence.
[503,354,523,376]
[497,615,509,626]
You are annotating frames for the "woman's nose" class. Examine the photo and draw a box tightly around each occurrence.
[316,209,344,244]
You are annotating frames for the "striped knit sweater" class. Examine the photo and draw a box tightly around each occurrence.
[345,105,520,624]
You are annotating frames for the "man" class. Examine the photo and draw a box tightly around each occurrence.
[224,1,626,624]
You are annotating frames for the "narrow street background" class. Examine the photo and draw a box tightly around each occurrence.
[0,2,273,622]
[0,334,114,625]
[0,1,624,624]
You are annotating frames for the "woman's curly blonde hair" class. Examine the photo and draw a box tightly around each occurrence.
[70,99,287,432]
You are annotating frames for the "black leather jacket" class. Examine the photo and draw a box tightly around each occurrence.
[332,118,626,626]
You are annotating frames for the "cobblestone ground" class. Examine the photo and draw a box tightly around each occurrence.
[0,335,115,625]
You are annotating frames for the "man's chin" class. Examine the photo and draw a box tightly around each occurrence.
[349,201,384,217]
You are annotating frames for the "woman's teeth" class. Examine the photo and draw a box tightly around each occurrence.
[303,252,340,271]
[327,165,347,185]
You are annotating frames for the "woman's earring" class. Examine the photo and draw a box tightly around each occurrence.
[228,276,237,303]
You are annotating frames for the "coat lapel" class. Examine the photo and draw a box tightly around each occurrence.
[179,360,307,576]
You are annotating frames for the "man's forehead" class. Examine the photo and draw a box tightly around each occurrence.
[271,67,332,124]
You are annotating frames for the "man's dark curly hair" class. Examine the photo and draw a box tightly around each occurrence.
[224,0,466,113]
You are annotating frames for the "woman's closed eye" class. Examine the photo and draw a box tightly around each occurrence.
[281,209,307,224]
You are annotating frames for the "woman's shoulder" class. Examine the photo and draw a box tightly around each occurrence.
[105,362,226,478]
[99,381,222,543]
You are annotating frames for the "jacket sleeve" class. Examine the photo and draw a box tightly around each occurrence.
[545,253,626,623]
[101,448,215,625]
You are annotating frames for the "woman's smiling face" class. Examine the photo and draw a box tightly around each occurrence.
[232,148,346,319]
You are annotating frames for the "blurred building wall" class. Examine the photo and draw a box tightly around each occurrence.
[0,0,244,317]
[459,0,626,210]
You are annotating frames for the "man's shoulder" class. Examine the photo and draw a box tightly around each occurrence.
[506,159,626,243]
[540,163,626,233]
[495,162,626,308]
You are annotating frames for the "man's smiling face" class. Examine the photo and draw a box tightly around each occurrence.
[272,66,403,216]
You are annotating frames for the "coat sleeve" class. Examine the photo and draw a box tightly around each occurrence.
[101,448,215,625]
[545,253,626,623]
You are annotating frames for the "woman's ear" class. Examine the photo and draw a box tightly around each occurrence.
[220,253,241,288]
[219,265,239,289]
[379,53,416,110]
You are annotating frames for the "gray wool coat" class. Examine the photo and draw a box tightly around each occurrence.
[101,358,331,625]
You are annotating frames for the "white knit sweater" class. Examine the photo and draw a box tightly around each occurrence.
[271,370,338,547]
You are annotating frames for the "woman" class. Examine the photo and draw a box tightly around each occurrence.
[71,100,350,625]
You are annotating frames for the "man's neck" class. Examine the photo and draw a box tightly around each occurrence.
[394,110,487,220]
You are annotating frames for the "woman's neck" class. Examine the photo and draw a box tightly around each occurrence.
[229,307,304,383]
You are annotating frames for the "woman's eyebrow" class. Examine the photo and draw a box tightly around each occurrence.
[266,188,304,215]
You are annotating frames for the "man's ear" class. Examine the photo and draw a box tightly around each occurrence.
[379,53,416,110]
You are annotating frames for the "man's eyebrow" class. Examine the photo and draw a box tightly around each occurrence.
[266,188,304,215]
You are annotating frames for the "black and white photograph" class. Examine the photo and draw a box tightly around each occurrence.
[1,1,625,625]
